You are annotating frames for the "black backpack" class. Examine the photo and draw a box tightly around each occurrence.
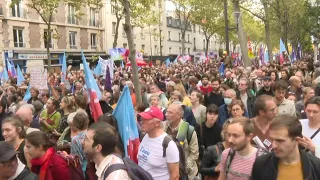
[103,157,154,180]
[162,135,188,180]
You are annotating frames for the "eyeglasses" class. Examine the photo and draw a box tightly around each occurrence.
[1,156,17,167]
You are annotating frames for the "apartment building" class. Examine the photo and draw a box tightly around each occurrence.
[104,0,166,57]
[0,0,106,71]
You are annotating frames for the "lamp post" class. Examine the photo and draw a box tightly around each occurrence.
[224,0,241,55]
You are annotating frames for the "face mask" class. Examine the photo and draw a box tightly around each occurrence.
[224,98,232,105]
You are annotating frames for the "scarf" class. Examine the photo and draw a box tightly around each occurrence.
[31,147,54,180]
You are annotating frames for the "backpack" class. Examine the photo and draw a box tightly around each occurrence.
[103,157,154,180]
[162,121,194,180]
[56,151,85,180]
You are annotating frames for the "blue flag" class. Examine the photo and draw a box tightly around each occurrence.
[61,52,67,83]
[104,66,112,91]
[264,50,269,63]
[2,67,9,81]
[23,85,31,102]
[297,43,302,60]
[17,66,25,86]
[121,60,124,68]
[81,51,102,121]
[165,58,170,67]
[173,55,179,64]
[218,62,225,76]
[280,39,287,54]
[112,86,140,163]
[93,62,102,76]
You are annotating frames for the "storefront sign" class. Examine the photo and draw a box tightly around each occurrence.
[18,54,48,60]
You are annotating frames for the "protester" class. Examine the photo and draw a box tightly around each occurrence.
[16,106,39,134]
[218,117,259,180]
[53,95,75,137]
[1,116,28,166]
[164,102,199,180]
[251,114,320,179]
[236,78,255,118]
[190,90,207,125]
[229,99,246,118]
[0,141,37,180]
[203,78,224,107]
[82,122,131,180]
[137,107,180,180]
[295,87,315,119]
[25,131,71,180]
[273,80,296,115]
[39,97,61,135]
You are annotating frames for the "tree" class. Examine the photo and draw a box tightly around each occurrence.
[172,0,193,54]
[191,0,224,56]
[232,0,250,67]
[240,0,273,62]
[12,0,102,72]
[110,0,124,48]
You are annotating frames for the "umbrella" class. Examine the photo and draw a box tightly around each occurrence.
[126,59,147,67]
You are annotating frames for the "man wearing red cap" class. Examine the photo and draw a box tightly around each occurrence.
[137,107,180,180]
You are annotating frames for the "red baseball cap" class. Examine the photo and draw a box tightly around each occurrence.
[138,107,164,121]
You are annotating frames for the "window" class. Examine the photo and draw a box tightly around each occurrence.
[69,31,77,49]
[91,33,97,49]
[13,28,24,47]
[141,27,144,38]
[11,0,22,18]
[193,24,196,32]
[154,45,158,54]
[188,48,190,54]
[178,33,181,41]
[193,38,196,50]
[142,44,145,51]
[44,29,53,48]
[154,28,157,41]
[168,18,172,25]
[90,8,97,27]
[198,26,201,33]
[112,22,117,35]
[123,43,127,48]
[177,20,180,27]
[122,24,126,36]
[187,34,190,42]
[168,31,171,40]
[134,44,136,49]
[68,4,77,24]
[111,6,116,14]
[169,47,172,54]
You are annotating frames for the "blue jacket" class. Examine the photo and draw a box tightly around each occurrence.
[217,104,249,127]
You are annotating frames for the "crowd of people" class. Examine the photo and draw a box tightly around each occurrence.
[1,56,320,180]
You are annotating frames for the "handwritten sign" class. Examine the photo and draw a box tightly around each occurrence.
[30,69,48,90]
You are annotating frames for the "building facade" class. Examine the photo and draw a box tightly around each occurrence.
[0,0,106,71]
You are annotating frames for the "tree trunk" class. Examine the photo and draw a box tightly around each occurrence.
[181,31,186,54]
[233,0,250,67]
[113,17,121,48]
[47,22,52,72]
[205,37,210,57]
[123,0,142,104]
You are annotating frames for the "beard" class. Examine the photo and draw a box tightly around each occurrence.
[230,140,247,151]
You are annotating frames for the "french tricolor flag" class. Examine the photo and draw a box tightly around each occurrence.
[113,86,140,163]
[81,51,103,122]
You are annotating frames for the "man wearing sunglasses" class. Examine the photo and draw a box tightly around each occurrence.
[0,141,37,180]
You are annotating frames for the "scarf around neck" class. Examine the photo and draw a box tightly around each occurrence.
[31,147,54,180]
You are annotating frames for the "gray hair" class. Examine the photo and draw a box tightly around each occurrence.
[67,112,77,124]
[166,81,176,87]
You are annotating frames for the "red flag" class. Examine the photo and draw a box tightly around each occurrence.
[88,89,103,122]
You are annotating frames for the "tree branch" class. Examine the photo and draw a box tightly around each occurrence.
[240,5,266,21]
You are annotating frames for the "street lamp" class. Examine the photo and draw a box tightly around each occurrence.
[224,0,241,55]
[233,11,241,31]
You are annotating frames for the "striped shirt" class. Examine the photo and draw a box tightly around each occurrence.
[96,154,131,180]
[220,148,257,180]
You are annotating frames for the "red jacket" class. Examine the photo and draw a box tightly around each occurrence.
[32,153,71,180]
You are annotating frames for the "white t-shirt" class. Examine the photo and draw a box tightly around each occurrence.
[138,133,179,180]
[300,119,320,157]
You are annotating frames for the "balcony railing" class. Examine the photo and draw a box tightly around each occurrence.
[70,45,77,49]
[14,42,25,48]
[91,46,97,49]
[68,16,78,24]
[89,20,99,27]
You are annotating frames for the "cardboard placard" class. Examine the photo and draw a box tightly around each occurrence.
[26,60,44,73]
[30,69,48,91]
